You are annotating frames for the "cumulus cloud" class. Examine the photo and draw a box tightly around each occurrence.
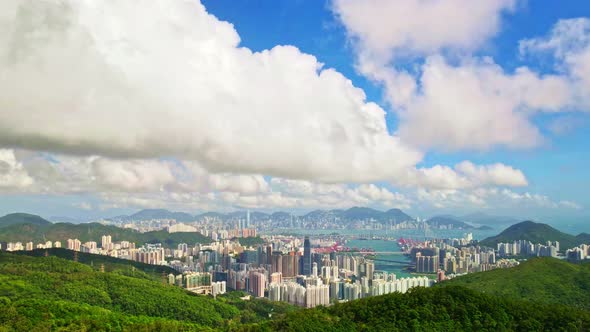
[332,1,587,151]
[398,161,527,190]
[0,149,34,190]
[396,56,571,150]
[0,0,424,183]
[332,0,516,107]
[520,18,590,109]
[1,1,576,214]
[332,0,515,60]
[0,149,413,210]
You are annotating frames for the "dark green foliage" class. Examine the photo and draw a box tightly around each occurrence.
[263,286,590,332]
[234,237,265,248]
[16,248,176,280]
[441,257,590,309]
[218,291,297,325]
[479,220,589,250]
[2,252,590,331]
[0,252,237,330]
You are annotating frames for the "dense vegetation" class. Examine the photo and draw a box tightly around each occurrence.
[0,213,211,246]
[3,251,590,331]
[253,286,590,331]
[441,257,590,310]
[0,252,240,330]
[479,220,590,250]
[15,248,176,280]
[234,237,265,247]
[0,251,303,331]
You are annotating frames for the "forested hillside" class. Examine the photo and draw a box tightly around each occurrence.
[441,257,590,309]
[2,252,590,331]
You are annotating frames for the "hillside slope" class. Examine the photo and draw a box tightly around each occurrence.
[14,248,176,280]
[1,252,590,331]
[441,257,590,309]
[0,252,296,331]
[260,286,590,332]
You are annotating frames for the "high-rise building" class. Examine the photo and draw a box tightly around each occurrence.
[101,235,112,250]
[250,272,266,298]
[302,236,312,276]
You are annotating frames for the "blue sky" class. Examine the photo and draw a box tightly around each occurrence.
[0,0,589,225]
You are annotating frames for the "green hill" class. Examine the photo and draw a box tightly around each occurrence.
[0,213,52,228]
[0,213,211,247]
[0,252,296,331]
[1,252,590,331]
[259,286,590,331]
[14,248,176,280]
[441,257,590,310]
[479,220,589,250]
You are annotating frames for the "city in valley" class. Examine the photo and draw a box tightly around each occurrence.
[2,0,590,330]
[2,209,588,309]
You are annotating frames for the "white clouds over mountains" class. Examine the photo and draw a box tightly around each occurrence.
[0,0,582,213]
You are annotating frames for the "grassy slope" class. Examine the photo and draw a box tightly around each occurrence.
[441,257,590,309]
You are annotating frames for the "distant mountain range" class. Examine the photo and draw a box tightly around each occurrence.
[425,216,490,230]
[0,213,210,246]
[479,220,590,250]
[107,208,519,230]
[107,207,417,224]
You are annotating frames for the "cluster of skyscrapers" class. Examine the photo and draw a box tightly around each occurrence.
[497,240,560,257]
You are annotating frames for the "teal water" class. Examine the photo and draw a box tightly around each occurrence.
[345,238,415,278]
[264,228,500,278]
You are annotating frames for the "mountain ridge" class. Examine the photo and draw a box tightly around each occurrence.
[0,213,53,228]
[480,220,589,250]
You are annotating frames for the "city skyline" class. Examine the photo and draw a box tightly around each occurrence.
[1,0,589,221]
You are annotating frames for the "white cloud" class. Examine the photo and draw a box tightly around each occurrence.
[91,158,177,192]
[0,0,424,183]
[0,149,34,190]
[392,55,571,151]
[416,187,582,211]
[333,0,516,107]
[332,0,516,60]
[453,161,528,187]
[0,1,578,215]
[332,2,589,151]
[520,18,590,109]
[399,161,527,190]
